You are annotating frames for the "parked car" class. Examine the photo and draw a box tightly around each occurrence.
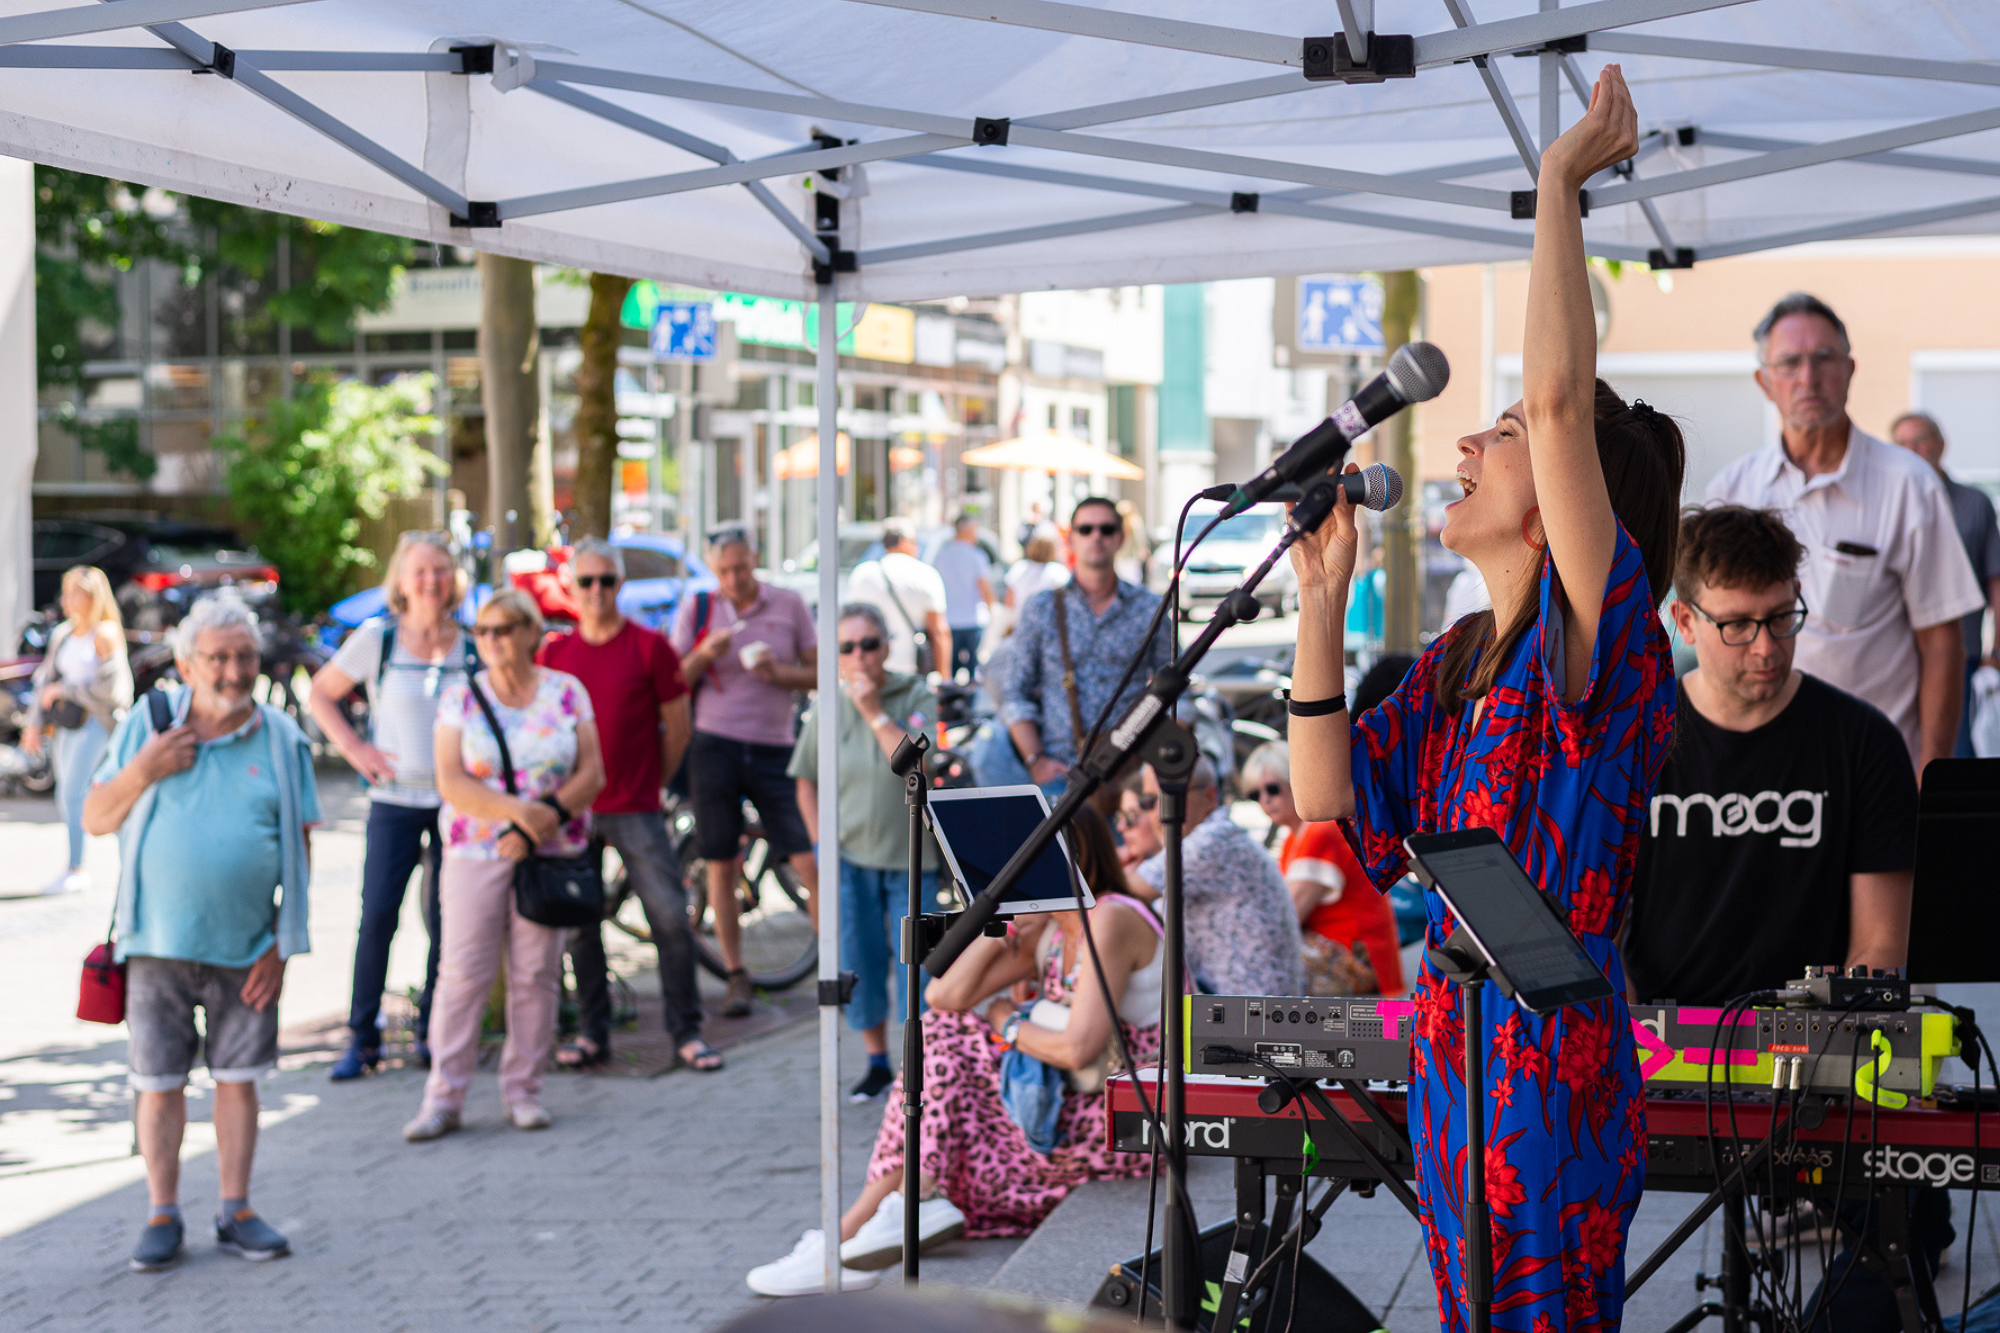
[1147,501,1296,620]
[31,513,277,631]
[610,532,717,631]
[765,522,884,612]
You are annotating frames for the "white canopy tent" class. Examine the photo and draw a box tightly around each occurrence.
[6,0,1999,1290]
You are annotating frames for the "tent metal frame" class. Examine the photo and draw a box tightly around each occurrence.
[10,0,2000,1306]
[3,0,1997,271]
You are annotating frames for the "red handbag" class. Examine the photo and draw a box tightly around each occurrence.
[78,927,125,1025]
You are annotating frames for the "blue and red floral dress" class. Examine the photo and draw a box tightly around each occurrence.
[1345,521,1674,1333]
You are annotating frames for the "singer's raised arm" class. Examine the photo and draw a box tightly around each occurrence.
[1522,64,1637,691]
[1284,462,1364,822]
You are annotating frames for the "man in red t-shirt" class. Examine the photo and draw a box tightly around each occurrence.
[537,539,721,1072]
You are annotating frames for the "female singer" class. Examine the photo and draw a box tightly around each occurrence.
[1288,66,1683,1333]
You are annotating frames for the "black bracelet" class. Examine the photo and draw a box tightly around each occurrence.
[1284,690,1348,718]
[540,795,570,823]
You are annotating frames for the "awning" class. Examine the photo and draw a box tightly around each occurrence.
[774,431,925,477]
[0,2,1996,301]
[961,431,1145,480]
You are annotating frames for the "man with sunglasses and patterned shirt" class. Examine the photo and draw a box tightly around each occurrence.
[1624,505,1917,1010]
[997,496,1169,797]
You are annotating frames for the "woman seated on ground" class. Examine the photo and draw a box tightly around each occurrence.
[1242,739,1404,998]
[747,804,1165,1297]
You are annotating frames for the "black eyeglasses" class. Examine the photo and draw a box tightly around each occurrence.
[1686,598,1809,646]
[838,636,884,655]
[1254,781,1285,801]
[1072,523,1120,538]
[575,574,619,590]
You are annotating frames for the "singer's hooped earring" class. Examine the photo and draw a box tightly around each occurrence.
[1522,507,1547,551]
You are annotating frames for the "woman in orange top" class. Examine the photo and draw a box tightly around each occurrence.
[1243,741,1404,997]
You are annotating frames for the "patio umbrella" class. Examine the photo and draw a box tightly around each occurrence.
[775,432,925,478]
[960,431,1145,480]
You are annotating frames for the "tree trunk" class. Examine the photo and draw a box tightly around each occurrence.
[478,253,541,553]
[571,273,634,541]
[1377,270,1423,655]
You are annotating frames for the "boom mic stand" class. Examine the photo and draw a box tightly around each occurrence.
[922,476,1352,1330]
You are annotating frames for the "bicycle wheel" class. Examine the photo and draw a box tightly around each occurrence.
[678,811,817,991]
[603,844,654,943]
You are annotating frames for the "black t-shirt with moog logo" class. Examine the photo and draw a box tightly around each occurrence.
[1626,673,1917,1007]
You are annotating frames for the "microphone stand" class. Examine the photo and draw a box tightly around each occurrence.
[922,477,1350,1329]
[890,731,931,1287]
[1429,929,1494,1333]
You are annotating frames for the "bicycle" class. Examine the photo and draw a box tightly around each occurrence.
[603,795,818,991]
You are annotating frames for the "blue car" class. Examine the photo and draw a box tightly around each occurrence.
[326,533,714,635]
[609,532,716,632]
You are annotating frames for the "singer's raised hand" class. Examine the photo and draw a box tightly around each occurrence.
[1287,461,1363,591]
[1541,63,1637,190]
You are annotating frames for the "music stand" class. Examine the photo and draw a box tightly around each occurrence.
[1405,829,1615,1333]
[1909,758,2000,984]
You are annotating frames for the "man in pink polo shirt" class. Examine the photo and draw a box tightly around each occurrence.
[671,531,820,1016]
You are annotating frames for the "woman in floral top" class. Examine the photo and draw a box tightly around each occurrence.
[1288,70,1685,1333]
[403,589,604,1143]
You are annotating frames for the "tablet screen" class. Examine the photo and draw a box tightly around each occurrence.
[928,787,1091,915]
[1406,832,1610,1012]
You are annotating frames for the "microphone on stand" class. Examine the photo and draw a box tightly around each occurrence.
[1216,341,1450,517]
[1197,461,1404,511]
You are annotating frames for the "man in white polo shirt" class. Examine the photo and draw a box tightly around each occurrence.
[1707,292,1982,780]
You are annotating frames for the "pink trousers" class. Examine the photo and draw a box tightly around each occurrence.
[421,857,565,1112]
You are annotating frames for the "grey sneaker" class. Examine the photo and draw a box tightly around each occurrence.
[215,1209,290,1261]
[130,1215,184,1272]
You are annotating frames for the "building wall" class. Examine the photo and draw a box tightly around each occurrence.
[1417,239,2000,494]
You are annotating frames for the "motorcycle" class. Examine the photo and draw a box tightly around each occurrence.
[0,658,54,797]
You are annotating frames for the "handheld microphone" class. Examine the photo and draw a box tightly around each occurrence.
[1219,341,1450,517]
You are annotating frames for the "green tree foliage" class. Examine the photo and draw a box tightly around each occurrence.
[216,373,445,615]
[34,166,414,477]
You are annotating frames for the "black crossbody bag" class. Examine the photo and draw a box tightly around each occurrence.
[465,674,603,929]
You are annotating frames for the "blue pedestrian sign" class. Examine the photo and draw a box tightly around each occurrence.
[1297,275,1385,354]
[651,301,718,361]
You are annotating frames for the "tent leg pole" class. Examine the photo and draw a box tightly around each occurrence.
[817,278,844,1293]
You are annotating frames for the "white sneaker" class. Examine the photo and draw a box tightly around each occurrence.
[61,870,90,894]
[746,1229,881,1297]
[840,1191,967,1271]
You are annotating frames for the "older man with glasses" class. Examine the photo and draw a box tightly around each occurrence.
[788,603,947,1102]
[1707,292,1983,780]
[85,592,321,1273]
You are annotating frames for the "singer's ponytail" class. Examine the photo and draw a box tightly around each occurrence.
[1435,379,1685,714]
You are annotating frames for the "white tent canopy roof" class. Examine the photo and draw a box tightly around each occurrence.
[2,0,1998,301]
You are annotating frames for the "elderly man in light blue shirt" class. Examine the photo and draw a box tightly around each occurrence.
[86,592,319,1274]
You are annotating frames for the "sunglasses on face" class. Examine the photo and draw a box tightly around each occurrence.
[838,636,884,655]
[1254,782,1286,801]
[472,621,522,640]
[575,574,619,590]
[1127,792,1159,813]
[1072,523,1120,538]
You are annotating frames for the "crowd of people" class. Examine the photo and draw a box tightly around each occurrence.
[30,71,1996,1315]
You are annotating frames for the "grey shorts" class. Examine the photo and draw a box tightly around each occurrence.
[125,956,280,1092]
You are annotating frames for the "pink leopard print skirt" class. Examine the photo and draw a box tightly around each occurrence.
[865,1007,1164,1237]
